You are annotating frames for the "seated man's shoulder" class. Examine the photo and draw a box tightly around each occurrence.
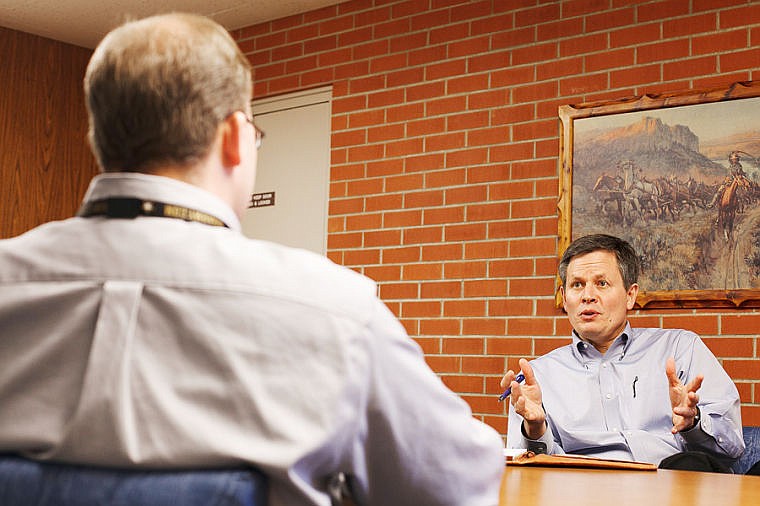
[533,343,575,364]
[633,327,700,342]
[232,237,378,314]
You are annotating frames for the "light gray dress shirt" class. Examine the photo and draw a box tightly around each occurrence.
[0,173,504,506]
[507,324,745,466]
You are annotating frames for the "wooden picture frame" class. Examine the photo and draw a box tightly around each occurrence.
[558,81,760,309]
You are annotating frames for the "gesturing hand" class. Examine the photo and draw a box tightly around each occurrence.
[665,357,703,434]
[500,358,545,439]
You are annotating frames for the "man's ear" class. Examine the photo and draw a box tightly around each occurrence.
[626,283,639,310]
[220,112,243,168]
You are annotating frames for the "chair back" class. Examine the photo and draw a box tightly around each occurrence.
[731,426,760,475]
[0,455,266,505]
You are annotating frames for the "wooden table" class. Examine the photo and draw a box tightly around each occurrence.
[499,465,760,506]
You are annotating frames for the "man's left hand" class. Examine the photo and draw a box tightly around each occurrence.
[665,357,703,433]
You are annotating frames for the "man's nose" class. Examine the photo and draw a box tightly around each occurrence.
[581,284,597,302]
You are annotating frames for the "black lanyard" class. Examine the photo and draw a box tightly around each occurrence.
[77,197,228,228]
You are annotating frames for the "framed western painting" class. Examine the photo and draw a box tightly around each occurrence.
[558,80,760,308]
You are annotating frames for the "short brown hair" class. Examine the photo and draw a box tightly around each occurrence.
[558,234,640,289]
[85,13,252,172]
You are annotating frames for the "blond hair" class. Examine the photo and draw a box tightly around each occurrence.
[85,13,252,172]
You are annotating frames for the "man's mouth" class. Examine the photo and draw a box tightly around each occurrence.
[579,309,599,320]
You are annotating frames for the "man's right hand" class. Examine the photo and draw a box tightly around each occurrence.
[500,358,546,439]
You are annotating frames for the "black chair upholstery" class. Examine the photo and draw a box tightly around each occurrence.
[0,455,266,505]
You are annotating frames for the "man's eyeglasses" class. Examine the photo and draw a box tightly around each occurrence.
[243,114,265,150]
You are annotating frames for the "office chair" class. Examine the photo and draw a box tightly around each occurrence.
[732,426,760,475]
[0,455,267,505]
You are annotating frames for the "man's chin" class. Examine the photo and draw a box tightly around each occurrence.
[572,317,600,331]
[574,324,604,342]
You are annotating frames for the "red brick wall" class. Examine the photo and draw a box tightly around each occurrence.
[233,0,760,433]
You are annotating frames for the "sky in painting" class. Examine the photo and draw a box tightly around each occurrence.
[574,96,760,145]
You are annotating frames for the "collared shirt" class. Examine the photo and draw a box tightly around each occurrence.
[507,324,745,466]
[0,173,504,506]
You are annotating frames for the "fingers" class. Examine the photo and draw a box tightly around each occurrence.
[665,358,704,396]
[673,404,699,418]
[512,389,541,421]
[685,390,699,408]
[519,358,537,385]
[666,360,701,434]
[664,357,679,386]
[686,374,704,394]
[500,370,516,389]
[513,394,525,413]
[510,379,524,401]
[671,403,700,434]
[501,357,533,389]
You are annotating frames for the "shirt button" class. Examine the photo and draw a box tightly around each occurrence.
[606,393,612,399]
[602,363,607,368]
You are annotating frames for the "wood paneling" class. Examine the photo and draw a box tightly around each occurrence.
[0,27,98,238]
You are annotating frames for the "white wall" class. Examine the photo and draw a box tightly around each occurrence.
[241,87,331,255]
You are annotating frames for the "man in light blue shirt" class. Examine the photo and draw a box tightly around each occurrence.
[503,234,744,469]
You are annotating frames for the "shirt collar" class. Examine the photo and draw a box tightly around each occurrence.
[81,173,241,231]
[572,322,633,359]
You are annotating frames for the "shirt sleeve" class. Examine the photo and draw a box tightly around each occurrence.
[506,399,565,455]
[676,335,745,463]
[355,300,504,506]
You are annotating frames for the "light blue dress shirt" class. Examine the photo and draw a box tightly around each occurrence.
[507,324,745,466]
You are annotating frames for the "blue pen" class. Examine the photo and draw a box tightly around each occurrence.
[498,373,525,402]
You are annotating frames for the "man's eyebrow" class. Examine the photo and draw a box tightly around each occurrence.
[569,273,607,282]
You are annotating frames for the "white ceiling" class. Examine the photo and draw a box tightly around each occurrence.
[0,0,345,49]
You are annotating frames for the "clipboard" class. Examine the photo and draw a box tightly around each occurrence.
[505,449,657,471]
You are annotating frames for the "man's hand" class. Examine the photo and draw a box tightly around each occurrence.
[501,358,546,439]
[665,357,703,434]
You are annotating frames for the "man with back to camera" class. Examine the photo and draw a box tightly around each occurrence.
[0,13,504,505]
[501,234,744,471]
